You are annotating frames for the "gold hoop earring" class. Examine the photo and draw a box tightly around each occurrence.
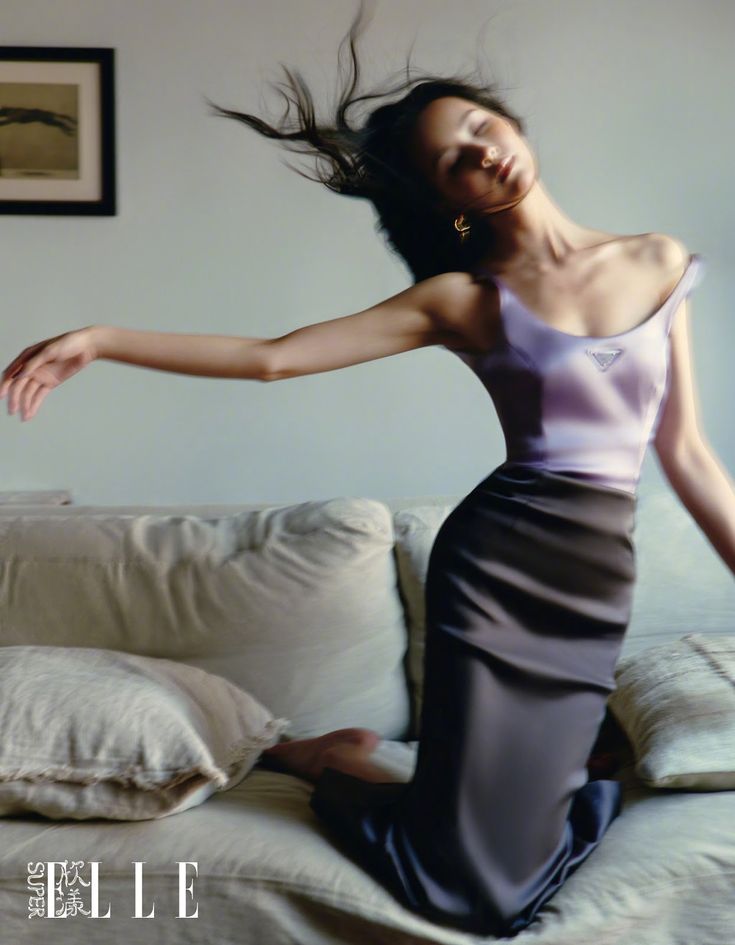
[453,213,471,243]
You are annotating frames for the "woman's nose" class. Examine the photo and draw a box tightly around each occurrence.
[479,144,501,168]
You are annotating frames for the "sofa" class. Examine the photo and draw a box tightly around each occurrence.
[0,475,734,945]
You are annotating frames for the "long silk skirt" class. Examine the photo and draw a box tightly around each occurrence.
[308,462,637,937]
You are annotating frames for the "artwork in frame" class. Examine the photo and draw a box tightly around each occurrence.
[0,46,115,215]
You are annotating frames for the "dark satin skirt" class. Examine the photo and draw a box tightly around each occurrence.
[308,462,637,937]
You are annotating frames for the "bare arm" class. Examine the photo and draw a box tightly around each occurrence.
[652,245,735,576]
[91,272,462,381]
[2,273,471,422]
[93,326,271,380]
[262,273,462,380]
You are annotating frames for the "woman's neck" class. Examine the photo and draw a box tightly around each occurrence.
[474,179,601,274]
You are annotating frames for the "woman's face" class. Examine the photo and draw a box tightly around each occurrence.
[409,95,536,219]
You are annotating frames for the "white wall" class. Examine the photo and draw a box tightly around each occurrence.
[1,0,732,505]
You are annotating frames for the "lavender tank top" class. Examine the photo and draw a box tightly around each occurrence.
[451,253,706,495]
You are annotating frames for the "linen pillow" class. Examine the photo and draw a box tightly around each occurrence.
[0,496,411,741]
[608,633,735,790]
[392,505,455,737]
[0,645,290,821]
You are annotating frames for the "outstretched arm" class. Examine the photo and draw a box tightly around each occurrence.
[92,272,459,380]
[91,326,271,381]
[653,293,735,576]
[1,272,468,421]
[263,274,462,380]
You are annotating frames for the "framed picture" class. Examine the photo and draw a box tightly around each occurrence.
[0,46,115,215]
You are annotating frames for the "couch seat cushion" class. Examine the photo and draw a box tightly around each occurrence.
[1,741,734,943]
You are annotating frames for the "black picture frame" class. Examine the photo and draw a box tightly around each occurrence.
[0,46,116,215]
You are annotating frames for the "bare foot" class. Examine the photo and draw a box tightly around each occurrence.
[260,727,381,782]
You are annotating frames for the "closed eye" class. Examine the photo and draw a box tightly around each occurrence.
[449,122,491,173]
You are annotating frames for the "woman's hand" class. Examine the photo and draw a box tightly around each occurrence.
[0,326,99,422]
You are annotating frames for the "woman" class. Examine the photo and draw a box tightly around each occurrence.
[2,5,734,937]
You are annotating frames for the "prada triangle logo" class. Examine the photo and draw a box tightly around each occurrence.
[585,347,624,371]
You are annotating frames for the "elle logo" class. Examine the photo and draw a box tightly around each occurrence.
[27,860,199,919]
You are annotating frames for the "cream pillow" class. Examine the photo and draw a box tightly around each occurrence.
[0,645,290,820]
[392,505,454,737]
[0,497,410,741]
[609,633,735,790]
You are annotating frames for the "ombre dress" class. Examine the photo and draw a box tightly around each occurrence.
[307,254,706,937]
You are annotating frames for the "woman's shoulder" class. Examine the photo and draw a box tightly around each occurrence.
[412,270,502,353]
[633,231,689,266]
[631,232,692,303]
[413,269,495,315]
[592,231,688,268]
[600,232,692,305]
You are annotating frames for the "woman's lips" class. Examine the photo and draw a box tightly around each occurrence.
[497,155,515,181]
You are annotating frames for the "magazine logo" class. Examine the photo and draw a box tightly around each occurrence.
[27,860,199,919]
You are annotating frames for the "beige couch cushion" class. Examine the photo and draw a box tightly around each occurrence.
[0,498,411,741]
[0,645,289,820]
[2,749,734,943]
[609,633,735,790]
[392,505,453,736]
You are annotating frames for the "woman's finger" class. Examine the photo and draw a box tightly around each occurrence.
[6,378,18,413]
[1,347,31,377]
[16,369,55,420]
[16,346,53,380]
[2,341,47,380]
[1,362,31,397]
[1,363,24,394]
[19,379,41,422]
[26,382,47,421]
[20,380,39,421]
[2,364,29,397]
[5,377,18,412]
[7,377,30,416]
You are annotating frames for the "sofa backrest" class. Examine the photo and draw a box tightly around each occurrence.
[1,482,732,744]
[0,497,412,743]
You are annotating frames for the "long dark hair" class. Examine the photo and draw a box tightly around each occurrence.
[205,2,526,283]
